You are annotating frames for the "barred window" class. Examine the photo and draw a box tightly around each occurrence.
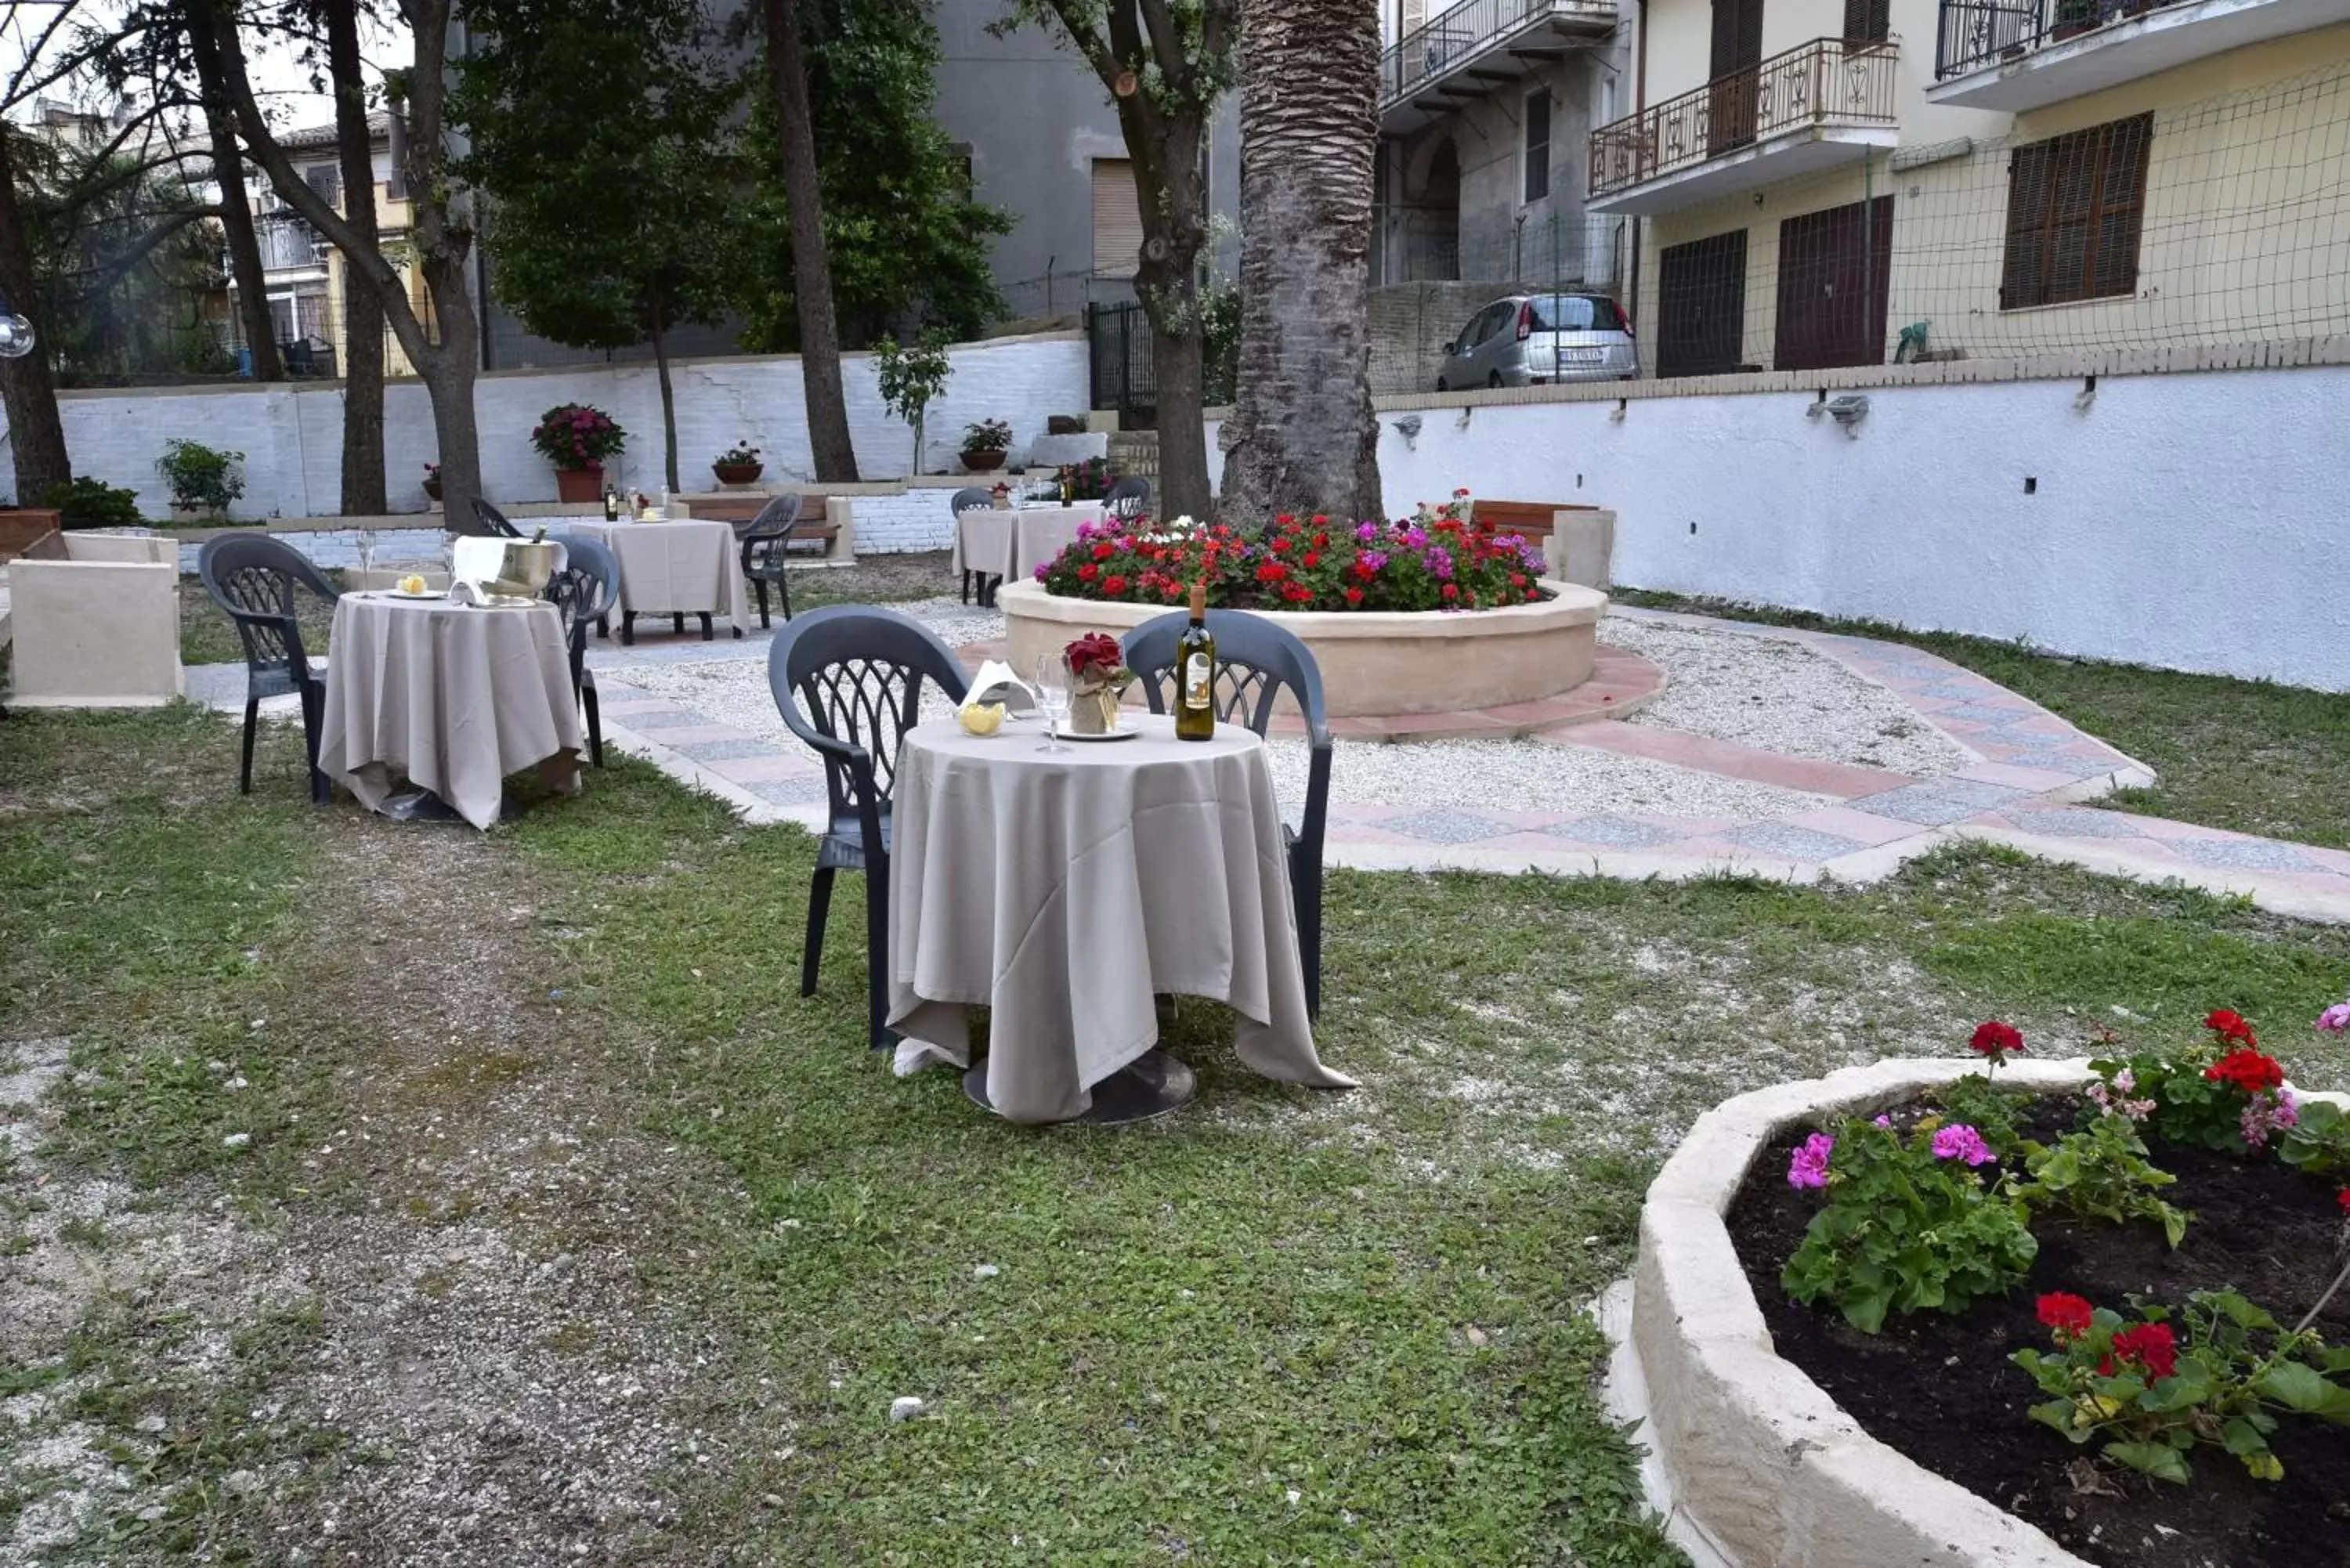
[2001,114,2152,310]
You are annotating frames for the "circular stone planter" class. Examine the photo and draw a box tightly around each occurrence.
[995,577,1607,718]
[1620,1058,2350,1568]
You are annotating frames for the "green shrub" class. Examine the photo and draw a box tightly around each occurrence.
[38,476,143,530]
[155,439,246,511]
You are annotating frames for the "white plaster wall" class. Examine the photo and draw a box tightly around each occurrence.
[1216,363,2350,691]
[7,331,1090,521]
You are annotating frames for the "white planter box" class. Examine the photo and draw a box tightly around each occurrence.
[8,533,182,707]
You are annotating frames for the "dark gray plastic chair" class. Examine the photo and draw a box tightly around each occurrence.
[471,497,523,538]
[544,533,618,766]
[768,605,971,1050]
[197,532,342,804]
[736,493,806,629]
[1103,475,1150,522]
[1123,608,1332,1018]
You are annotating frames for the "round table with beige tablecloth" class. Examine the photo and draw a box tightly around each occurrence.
[888,712,1354,1123]
[319,591,584,830]
[951,503,1108,590]
[562,518,750,640]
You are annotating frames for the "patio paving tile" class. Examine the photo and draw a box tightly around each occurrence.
[1851,777,2026,827]
[1719,822,1868,861]
[703,753,819,783]
[1375,807,1523,845]
[1997,807,2152,840]
[1541,722,1914,798]
[669,738,784,763]
[1538,815,1688,849]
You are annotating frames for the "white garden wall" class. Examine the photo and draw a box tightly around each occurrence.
[6,331,1089,522]
[1213,362,2350,692]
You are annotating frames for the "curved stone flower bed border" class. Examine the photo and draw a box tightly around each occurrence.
[1617,1057,2350,1568]
[996,578,1610,718]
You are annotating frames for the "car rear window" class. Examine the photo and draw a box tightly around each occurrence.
[1528,294,1625,332]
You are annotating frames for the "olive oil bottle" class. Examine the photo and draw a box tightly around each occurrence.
[1175,580,1216,742]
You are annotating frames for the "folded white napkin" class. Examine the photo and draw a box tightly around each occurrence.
[452,536,508,588]
[964,659,1036,712]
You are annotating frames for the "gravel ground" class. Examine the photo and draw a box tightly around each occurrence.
[1605,612,1972,776]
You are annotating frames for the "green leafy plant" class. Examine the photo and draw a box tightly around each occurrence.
[715,442,761,468]
[2016,1115,2192,1248]
[529,404,625,471]
[38,475,142,529]
[873,329,953,473]
[1930,1072,2030,1158]
[960,418,1012,453]
[154,439,245,511]
[1780,1116,2037,1333]
[2013,1288,2350,1484]
[2280,1099,2350,1176]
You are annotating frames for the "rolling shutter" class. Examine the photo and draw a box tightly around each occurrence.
[1092,158,1144,279]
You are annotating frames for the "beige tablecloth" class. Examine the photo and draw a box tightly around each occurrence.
[320,593,584,830]
[951,503,1107,584]
[564,519,750,630]
[888,714,1354,1123]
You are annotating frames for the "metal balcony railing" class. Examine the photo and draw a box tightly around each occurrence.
[1936,0,2167,78]
[1588,38,1900,201]
[1379,0,1618,106]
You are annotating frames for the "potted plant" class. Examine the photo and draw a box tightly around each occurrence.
[960,418,1013,473]
[530,403,626,503]
[155,438,245,522]
[421,461,443,504]
[876,329,952,475]
[713,441,764,486]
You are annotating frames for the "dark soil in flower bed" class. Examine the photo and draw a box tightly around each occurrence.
[1728,1097,2350,1568]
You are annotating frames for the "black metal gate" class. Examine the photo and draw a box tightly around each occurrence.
[1087,302,1156,429]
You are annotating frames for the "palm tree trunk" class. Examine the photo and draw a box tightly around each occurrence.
[326,0,385,512]
[183,0,281,383]
[0,125,70,504]
[761,0,859,482]
[1216,0,1382,523]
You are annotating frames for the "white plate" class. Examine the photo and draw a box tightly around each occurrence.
[1058,724,1141,742]
[378,587,443,600]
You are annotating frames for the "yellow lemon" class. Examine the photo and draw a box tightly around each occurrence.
[398,573,427,594]
[958,702,1007,736]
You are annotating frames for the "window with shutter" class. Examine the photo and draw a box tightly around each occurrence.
[1092,158,1144,279]
[1999,114,2152,309]
[303,163,340,211]
[1523,90,1551,204]
[1842,0,1890,43]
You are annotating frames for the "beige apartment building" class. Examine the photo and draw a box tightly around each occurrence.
[1585,0,2350,374]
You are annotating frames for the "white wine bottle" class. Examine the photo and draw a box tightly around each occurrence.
[1175,579,1216,742]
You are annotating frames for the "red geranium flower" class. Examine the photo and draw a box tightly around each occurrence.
[1093,541,1115,561]
[1076,562,1099,582]
[1441,583,1459,601]
[1256,561,1288,583]
[2101,1321,2178,1382]
[2205,1009,2258,1046]
[2205,1047,2285,1096]
[1101,574,1127,597]
[1969,1021,2025,1063]
[1303,552,1320,569]
[2337,1189,2350,1216]
[2036,1292,2095,1339]
[1352,559,1376,580]
[1343,586,1364,605]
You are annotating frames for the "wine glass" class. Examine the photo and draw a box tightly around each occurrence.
[355,529,377,585]
[1032,654,1072,753]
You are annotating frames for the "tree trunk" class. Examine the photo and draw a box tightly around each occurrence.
[651,309,679,493]
[326,0,385,513]
[761,0,859,482]
[184,0,282,383]
[1125,114,1213,523]
[0,127,70,504]
[1217,0,1382,523]
[1151,322,1207,518]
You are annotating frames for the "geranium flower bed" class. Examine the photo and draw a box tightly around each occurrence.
[1034,490,1552,613]
[1725,1008,2350,1568]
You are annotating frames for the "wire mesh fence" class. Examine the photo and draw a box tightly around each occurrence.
[1635,60,2350,378]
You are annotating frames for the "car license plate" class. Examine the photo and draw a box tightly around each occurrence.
[1559,347,1606,363]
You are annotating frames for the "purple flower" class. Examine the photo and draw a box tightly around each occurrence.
[1354,521,1380,543]
[2243,1088,2299,1150]
[1872,1115,1893,1129]
[1930,1124,1995,1166]
[1032,563,1049,580]
[1358,550,1388,573]
[2319,1002,2350,1034]
[1788,1133,1835,1190]
[1076,522,1097,541]
[1424,546,1455,580]
[1401,526,1428,550]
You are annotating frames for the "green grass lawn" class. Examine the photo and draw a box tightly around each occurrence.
[9,707,2350,1561]
[1614,589,2350,852]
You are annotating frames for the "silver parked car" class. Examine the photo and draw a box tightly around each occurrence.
[1435,291,1636,390]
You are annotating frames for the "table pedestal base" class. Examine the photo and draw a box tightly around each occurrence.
[962,1049,1197,1125]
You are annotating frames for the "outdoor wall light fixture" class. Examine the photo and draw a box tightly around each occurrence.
[1807,392,1870,435]
[0,291,34,359]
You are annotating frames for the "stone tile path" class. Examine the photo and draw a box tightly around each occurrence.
[183,600,2350,923]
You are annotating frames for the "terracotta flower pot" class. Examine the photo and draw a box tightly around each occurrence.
[555,463,605,503]
[714,461,764,486]
[961,449,1007,473]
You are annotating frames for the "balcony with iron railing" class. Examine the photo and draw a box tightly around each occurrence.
[1930,0,2350,110]
[1379,0,1618,135]
[1586,38,1900,215]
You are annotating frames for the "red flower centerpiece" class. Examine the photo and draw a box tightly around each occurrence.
[1062,631,1133,735]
